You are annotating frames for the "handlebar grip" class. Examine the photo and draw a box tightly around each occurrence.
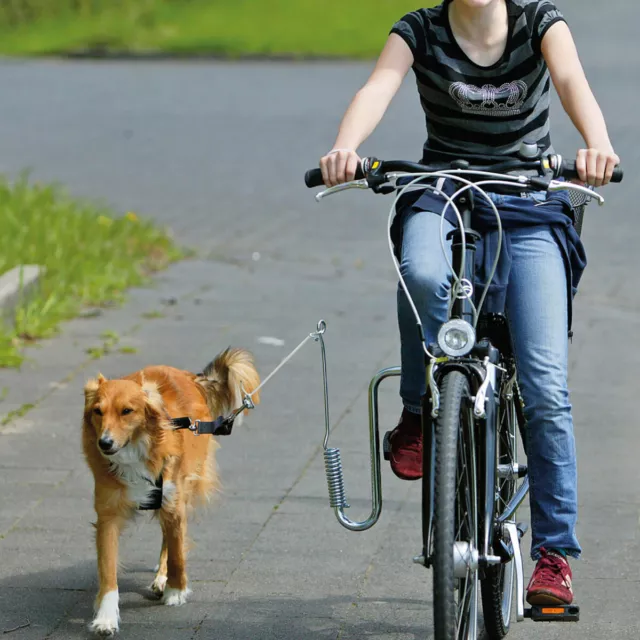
[304,164,367,188]
[304,168,324,188]
[560,159,624,183]
[611,166,624,183]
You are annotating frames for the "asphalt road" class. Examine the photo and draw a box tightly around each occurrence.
[0,1,638,638]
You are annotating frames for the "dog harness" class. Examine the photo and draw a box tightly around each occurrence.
[131,415,236,511]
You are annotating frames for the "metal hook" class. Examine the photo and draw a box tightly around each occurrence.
[311,319,327,340]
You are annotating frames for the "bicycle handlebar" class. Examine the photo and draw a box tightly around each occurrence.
[304,155,624,189]
[558,158,624,183]
[304,165,363,188]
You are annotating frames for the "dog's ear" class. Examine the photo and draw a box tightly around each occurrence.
[141,380,162,410]
[141,380,169,428]
[83,376,103,411]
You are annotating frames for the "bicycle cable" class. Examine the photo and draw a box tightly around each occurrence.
[385,172,515,357]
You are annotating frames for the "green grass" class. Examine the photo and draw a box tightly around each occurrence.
[0,402,36,426]
[119,346,138,354]
[0,1,432,58]
[141,310,165,319]
[0,175,184,367]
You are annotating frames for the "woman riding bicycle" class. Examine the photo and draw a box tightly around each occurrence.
[319,0,619,606]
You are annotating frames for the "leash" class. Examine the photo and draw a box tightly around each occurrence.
[171,320,328,436]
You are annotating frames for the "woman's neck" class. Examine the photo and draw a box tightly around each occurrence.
[448,0,508,46]
[448,0,509,66]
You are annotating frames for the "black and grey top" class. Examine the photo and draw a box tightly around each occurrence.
[391,0,566,165]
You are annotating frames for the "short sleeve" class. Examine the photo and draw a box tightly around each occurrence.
[532,0,566,53]
[390,11,428,59]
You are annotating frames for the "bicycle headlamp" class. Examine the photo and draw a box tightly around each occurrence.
[437,319,475,357]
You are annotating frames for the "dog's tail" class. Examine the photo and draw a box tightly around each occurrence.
[195,348,260,423]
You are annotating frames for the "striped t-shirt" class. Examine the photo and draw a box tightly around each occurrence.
[391,0,566,165]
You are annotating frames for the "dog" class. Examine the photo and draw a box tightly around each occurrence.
[82,348,260,636]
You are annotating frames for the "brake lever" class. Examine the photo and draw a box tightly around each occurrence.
[364,173,395,195]
[548,180,605,206]
[315,179,370,202]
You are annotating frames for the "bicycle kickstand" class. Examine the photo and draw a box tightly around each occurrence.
[504,522,581,623]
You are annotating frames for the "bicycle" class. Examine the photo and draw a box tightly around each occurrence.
[303,145,623,640]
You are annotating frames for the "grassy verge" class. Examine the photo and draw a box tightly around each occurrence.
[0,1,432,58]
[0,175,184,367]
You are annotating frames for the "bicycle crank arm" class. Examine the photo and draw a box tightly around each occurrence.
[504,521,526,621]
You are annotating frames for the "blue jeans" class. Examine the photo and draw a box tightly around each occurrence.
[397,195,581,559]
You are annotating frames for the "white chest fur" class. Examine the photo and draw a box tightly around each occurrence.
[108,439,158,507]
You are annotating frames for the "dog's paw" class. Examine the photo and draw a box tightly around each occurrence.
[150,574,167,596]
[162,587,191,606]
[89,618,119,636]
[90,590,120,636]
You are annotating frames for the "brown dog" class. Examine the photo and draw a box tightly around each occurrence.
[82,349,260,636]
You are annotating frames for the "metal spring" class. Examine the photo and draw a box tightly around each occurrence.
[324,447,349,509]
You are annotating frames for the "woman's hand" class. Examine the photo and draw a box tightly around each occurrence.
[319,149,362,187]
[575,147,620,187]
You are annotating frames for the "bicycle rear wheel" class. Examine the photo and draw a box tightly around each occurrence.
[431,370,479,640]
[480,374,524,638]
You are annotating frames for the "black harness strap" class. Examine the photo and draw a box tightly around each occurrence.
[138,475,163,511]
[107,461,164,512]
[170,415,236,436]
[134,416,236,512]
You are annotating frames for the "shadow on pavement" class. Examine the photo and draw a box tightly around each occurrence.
[0,560,433,639]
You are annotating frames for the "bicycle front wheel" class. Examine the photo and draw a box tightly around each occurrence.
[432,370,479,640]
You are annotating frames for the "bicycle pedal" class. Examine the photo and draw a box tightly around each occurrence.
[524,604,580,622]
[382,431,392,461]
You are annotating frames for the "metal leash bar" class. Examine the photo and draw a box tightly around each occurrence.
[321,344,397,533]
[239,318,387,532]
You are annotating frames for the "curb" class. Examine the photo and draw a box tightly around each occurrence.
[0,265,45,322]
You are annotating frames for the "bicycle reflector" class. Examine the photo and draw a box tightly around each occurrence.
[437,319,476,357]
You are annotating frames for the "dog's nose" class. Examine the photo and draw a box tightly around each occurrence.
[98,435,115,452]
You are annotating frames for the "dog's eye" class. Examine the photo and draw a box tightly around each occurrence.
[121,408,134,416]
[93,407,103,416]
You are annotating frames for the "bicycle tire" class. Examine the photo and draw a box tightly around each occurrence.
[480,376,524,638]
[431,370,479,640]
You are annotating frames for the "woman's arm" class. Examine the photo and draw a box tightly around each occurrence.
[320,33,414,186]
[542,21,620,186]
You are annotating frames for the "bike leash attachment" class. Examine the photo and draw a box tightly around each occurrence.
[311,321,391,532]
[173,318,383,533]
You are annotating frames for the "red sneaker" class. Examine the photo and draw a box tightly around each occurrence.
[386,409,423,481]
[526,549,574,605]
